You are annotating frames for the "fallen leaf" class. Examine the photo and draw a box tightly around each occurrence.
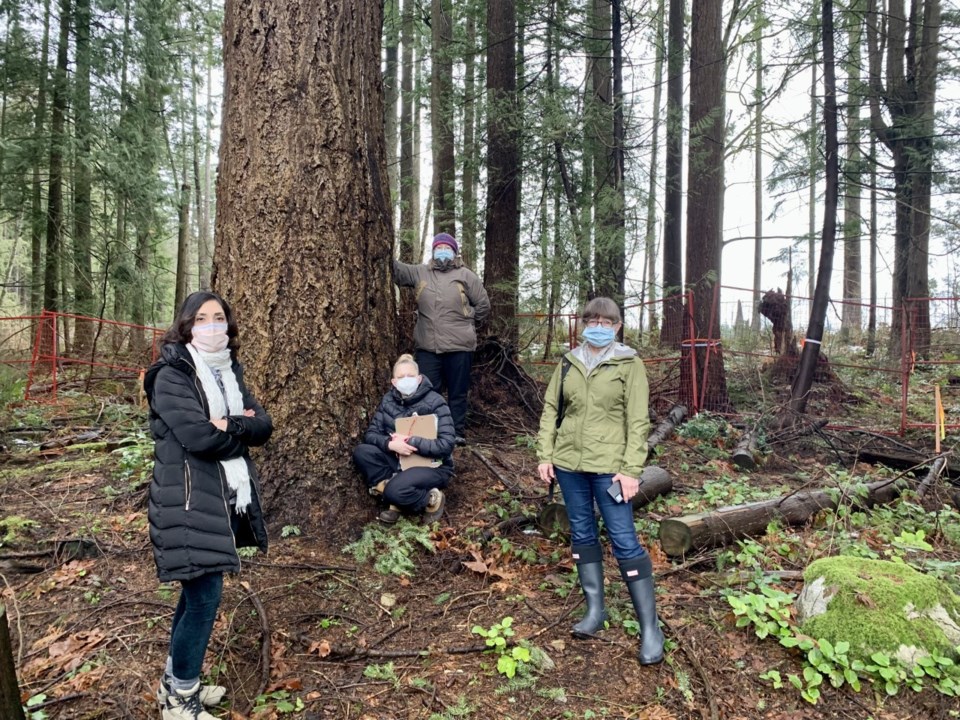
[308,639,331,657]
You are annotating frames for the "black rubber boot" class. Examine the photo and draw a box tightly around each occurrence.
[620,555,665,665]
[571,544,606,637]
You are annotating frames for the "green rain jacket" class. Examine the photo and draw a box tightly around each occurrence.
[537,344,650,478]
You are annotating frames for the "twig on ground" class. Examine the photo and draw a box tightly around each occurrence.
[661,618,718,720]
[469,447,519,493]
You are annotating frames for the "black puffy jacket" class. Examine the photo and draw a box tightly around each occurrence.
[364,377,456,471]
[144,343,272,582]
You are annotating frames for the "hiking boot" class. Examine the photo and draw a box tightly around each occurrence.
[157,677,226,708]
[162,682,218,720]
[378,505,401,524]
[422,489,445,524]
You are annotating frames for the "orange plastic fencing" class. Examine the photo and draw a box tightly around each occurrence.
[0,310,164,402]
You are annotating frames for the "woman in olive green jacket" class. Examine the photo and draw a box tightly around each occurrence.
[536,297,664,665]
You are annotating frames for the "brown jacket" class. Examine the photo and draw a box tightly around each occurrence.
[394,259,491,353]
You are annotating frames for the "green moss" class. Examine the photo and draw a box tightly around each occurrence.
[800,557,960,660]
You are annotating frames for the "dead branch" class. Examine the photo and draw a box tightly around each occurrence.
[468,447,519,493]
[917,456,947,500]
[646,404,687,449]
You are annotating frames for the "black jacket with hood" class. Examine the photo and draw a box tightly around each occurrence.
[144,342,272,582]
[363,377,456,472]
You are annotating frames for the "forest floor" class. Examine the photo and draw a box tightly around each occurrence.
[2,372,960,720]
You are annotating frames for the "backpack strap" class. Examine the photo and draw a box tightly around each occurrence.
[555,356,573,429]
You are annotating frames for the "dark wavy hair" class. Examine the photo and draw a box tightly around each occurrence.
[162,291,240,357]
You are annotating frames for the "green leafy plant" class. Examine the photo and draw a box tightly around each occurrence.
[281,524,301,538]
[112,431,153,483]
[728,587,960,703]
[23,693,49,720]
[471,617,532,679]
[363,662,401,689]
[428,695,474,719]
[253,689,304,714]
[343,519,434,577]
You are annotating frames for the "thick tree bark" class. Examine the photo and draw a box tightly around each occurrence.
[866,134,878,355]
[660,0,685,346]
[789,0,840,417]
[214,0,396,523]
[751,1,763,332]
[384,0,400,227]
[484,0,520,342]
[0,606,25,720]
[683,0,729,412]
[431,0,455,236]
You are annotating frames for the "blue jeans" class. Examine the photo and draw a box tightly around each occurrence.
[555,467,647,561]
[169,572,224,682]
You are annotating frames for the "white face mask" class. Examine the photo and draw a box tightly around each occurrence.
[191,322,229,353]
[394,376,421,396]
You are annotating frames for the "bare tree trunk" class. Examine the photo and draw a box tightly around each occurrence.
[840,0,863,342]
[431,0,455,236]
[30,0,52,315]
[214,0,397,523]
[384,0,400,227]
[484,0,520,342]
[789,0,840,417]
[43,0,70,319]
[174,184,191,310]
[751,1,763,332]
[644,0,666,338]
[0,606,25,720]
[461,12,478,269]
[808,52,818,301]
[683,0,729,412]
[661,0,684,345]
[866,134,878,355]
[72,0,93,341]
[866,0,940,357]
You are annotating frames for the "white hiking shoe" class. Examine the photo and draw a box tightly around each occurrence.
[160,682,221,720]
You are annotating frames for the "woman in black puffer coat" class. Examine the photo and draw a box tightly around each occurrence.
[353,353,455,524]
[145,291,272,719]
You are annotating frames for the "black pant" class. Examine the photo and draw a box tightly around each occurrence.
[416,349,472,437]
[352,444,451,513]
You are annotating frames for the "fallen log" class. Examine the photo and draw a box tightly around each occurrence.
[39,430,103,451]
[538,466,673,537]
[659,475,913,557]
[731,429,759,471]
[647,405,687,449]
[917,457,947,500]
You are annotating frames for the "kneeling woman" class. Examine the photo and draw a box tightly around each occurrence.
[354,354,455,524]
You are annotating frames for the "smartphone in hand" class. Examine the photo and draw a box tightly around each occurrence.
[606,480,624,503]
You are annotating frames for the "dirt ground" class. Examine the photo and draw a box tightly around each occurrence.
[2,393,959,720]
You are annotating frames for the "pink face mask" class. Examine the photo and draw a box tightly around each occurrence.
[191,322,229,353]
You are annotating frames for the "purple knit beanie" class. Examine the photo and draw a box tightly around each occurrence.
[432,233,459,255]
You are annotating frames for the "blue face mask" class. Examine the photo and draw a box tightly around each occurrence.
[582,326,616,348]
[434,248,455,262]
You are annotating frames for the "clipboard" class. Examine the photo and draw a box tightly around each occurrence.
[394,414,441,470]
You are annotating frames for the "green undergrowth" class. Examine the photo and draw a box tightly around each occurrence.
[343,519,435,577]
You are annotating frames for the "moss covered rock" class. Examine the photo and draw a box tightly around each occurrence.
[797,556,960,665]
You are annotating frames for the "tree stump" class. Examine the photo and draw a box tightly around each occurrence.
[0,605,26,720]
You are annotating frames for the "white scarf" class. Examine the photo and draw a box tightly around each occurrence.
[186,343,252,513]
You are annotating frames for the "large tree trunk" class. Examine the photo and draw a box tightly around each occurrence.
[866,0,940,357]
[644,0,665,338]
[214,0,396,524]
[72,0,93,346]
[384,0,400,228]
[682,0,729,412]
[43,0,70,319]
[866,134,878,355]
[660,0,684,346]
[789,0,840,416]
[30,0,51,316]
[840,0,863,342]
[751,1,763,332]
[397,0,418,351]
[483,0,520,342]
[431,0,455,236]
[461,12,479,269]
